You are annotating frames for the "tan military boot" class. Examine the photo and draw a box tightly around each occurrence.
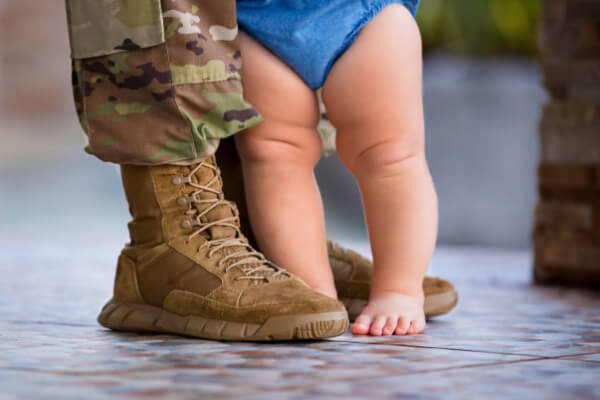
[97,156,349,341]
[327,241,458,321]
[217,138,458,321]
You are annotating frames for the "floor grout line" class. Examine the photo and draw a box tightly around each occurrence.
[331,338,545,358]
[354,357,548,378]
[247,357,555,391]
[565,359,600,364]
[332,339,600,359]
[291,354,600,389]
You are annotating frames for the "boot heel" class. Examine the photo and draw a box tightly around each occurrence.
[97,299,162,333]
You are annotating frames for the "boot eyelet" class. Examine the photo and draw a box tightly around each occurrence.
[176,196,188,206]
[180,219,192,229]
[171,176,183,185]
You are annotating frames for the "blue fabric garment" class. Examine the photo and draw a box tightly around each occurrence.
[236,0,420,89]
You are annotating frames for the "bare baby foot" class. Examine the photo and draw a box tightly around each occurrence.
[350,291,426,336]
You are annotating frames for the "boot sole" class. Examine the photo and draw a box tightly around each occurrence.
[97,299,349,341]
[341,289,459,322]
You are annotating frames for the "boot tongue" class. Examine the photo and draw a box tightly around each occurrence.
[185,162,289,282]
[190,164,236,240]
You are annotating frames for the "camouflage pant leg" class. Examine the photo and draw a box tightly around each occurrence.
[65,0,262,165]
[315,88,338,158]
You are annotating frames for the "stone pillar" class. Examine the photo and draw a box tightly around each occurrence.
[534,0,600,287]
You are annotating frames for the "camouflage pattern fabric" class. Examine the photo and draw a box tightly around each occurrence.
[66,0,165,59]
[316,88,337,157]
[66,0,338,165]
[67,0,263,165]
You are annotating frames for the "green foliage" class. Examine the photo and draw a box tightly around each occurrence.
[416,0,541,56]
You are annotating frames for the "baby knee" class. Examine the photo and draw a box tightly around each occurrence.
[339,135,423,177]
[235,128,323,167]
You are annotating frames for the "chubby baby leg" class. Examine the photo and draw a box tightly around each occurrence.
[322,4,438,335]
[235,32,337,298]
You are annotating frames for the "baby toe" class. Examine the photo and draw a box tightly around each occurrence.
[395,317,411,335]
[414,317,426,334]
[369,316,387,336]
[382,317,397,336]
[350,314,372,335]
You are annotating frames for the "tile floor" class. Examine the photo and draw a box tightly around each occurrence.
[1,239,599,399]
[0,112,597,399]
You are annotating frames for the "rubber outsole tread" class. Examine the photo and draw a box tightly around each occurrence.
[98,299,349,342]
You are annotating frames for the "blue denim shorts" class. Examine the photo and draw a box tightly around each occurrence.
[236,0,420,89]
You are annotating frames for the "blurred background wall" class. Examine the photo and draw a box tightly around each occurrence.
[0,0,544,250]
